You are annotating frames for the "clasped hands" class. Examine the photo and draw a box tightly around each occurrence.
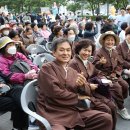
[76,72,98,90]
[25,69,38,79]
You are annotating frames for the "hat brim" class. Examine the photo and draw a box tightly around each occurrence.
[0,27,10,32]
[0,39,15,49]
[99,33,120,46]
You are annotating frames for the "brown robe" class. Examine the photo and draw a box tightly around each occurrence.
[116,40,130,86]
[93,47,129,109]
[20,33,35,47]
[69,55,117,130]
[37,60,113,130]
[116,40,130,69]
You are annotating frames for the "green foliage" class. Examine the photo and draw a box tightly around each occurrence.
[0,0,49,13]
[67,3,81,13]
[79,15,108,20]
[0,0,129,13]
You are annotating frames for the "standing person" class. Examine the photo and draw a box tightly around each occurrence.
[68,39,117,130]
[93,31,130,120]
[37,38,113,130]
[51,2,58,17]
[116,8,127,34]
[78,22,85,38]
[126,5,130,26]
[119,22,128,43]
[0,12,5,25]
[83,22,98,42]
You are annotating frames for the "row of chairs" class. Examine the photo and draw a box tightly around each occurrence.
[26,40,55,68]
[22,39,53,130]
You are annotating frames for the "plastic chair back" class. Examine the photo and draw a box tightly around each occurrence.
[21,79,51,130]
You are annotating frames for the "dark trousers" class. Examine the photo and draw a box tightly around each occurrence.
[0,86,28,129]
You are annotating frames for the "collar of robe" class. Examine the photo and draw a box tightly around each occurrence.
[78,55,88,67]
[104,47,113,57]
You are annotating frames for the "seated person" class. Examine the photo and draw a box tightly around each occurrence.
[0,36,38,86]
[0,24,10,37]
[31,23,43,39]
[9,30,29,56]
[20,27,35,48]
[116,27,130,86]
[52,25,63,41]
[0,75,28,130]
[38,23,51,41]
[93,31,130,120]
[69,39,116,130]
[37,38,113,130]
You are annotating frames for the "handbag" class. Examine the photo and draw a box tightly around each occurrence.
[10,59,31,73]
[88,77,111,99]
[10,59,31,85]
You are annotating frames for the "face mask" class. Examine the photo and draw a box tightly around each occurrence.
[27,35,32,38]
[68,35,75,42]
[7,46,17,55]
[3,30,9,36]
[13,27,17,30]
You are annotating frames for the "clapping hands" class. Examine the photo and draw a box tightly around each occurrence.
[76,72,86,87]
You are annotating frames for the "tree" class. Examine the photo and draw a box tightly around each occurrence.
[67,3,81,14]
[0,0,50,13]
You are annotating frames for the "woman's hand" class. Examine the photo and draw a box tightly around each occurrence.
[99,57,107,64]
[25,69,38,79]
[78,95,90,100]
[89,84,98,91]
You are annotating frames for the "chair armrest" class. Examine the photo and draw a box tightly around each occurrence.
[24,108,51,130]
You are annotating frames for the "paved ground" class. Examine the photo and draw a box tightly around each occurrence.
[0,97,130,130]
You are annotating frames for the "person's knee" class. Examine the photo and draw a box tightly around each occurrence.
[52,124,66,130]
[107,101,116,110]
[102,113,113,127]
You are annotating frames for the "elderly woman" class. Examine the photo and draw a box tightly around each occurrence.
[37,38,113,130]
[52,25,63,41]
[0,24,10,37]
[69,39,116,130]
[116,27,130,87]
[0,36,38,86]
[9,30,29,56]
[93,31,130,120]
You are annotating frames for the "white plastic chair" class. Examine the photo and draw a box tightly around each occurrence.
[0,111,7,116]
[21,79,51,130]
[26,44,47,55]
[36,37,47,46]
[33,53,55,68]
[45,42,53,53]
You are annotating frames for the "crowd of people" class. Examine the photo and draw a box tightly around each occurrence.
[0,4,130,130]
